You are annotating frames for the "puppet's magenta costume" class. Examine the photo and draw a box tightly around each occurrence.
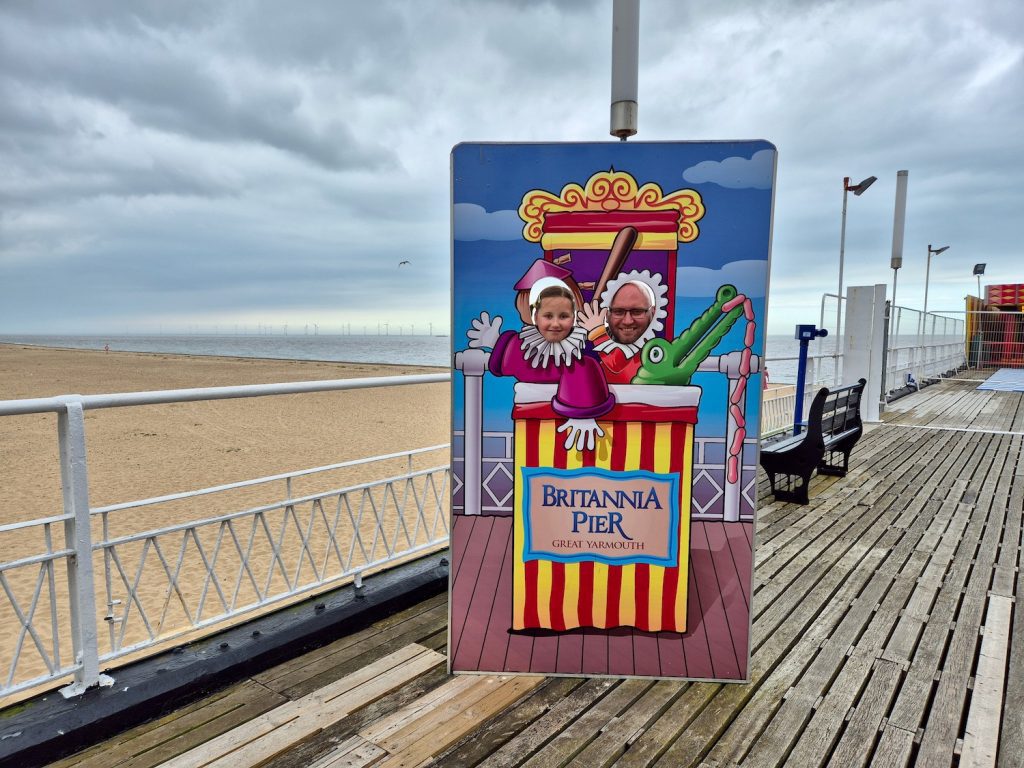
[489,327,614,419]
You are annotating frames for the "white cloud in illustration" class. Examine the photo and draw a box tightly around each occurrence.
[453,203,524,241]
[677,259,768,298]
[682,149,775,190]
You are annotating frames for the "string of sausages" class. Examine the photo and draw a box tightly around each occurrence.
[721,293,756,484]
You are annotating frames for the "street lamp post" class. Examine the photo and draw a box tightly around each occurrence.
[973,263,986,299]
[917,243,950,387]
[922,243,949,325]
[837,175,877,347]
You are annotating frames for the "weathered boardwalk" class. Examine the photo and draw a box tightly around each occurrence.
[48,373,1024,767]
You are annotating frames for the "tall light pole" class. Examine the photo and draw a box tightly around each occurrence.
[890,170,909,315]
[923,244,949,323]
[837,175,877,343]
[916,243,949,388]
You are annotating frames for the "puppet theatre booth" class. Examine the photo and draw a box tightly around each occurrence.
[511,382,699,633]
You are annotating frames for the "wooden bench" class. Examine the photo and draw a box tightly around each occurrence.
[760,378,866,505]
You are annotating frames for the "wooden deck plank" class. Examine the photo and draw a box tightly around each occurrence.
[639,501,908,766]
[267,664,451,768]
[767,459,986,766]
[475,678,618,767]
[372,676,543,766]
[997,472,1024,768]
[692,421,1003,768]
[277,600,449,700]
[654,630,686,678]
[449,514,497,668]
[553,628,584,675]
[452,515,509,671]
[358,675,480,744]
[571,680,685,767]
[253,593,446,690]
[961,594,1013,768]
[915,437,1018,766]
[477,520,516,673]
[643,444,937,768]
[689,523,740,680]
[677,559,712,679]
[704,523,750,677]
[431,677,585,766]
[46,681,289,768]
[870,723,917,768]
[306,736,384,768]
[824,659,904,768]
[880,431,1011,759]
[520,679,652,767]
[163,644,443,768]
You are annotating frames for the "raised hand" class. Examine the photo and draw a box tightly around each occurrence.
[576,300,607,332]
[467,311,503,349]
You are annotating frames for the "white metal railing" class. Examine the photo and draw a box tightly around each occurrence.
[760,386,797,438]
[0,374,450,701]
[887,305,966,393]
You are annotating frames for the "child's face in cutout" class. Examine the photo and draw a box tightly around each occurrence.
[536,296,574,342]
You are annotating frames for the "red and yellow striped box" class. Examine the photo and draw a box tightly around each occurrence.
[511,383,698,633]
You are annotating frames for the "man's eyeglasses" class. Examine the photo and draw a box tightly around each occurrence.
[609,308,651,319]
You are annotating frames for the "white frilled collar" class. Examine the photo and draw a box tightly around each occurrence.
[518,325,587,369]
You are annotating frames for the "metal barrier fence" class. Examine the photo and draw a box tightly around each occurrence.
[814,294,966,399]
[0,374,450,702]
[966,311,1024,368]
[887,306,966,392]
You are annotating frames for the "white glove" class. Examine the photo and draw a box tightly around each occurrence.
[577,300,607,333]
[467,311,503,349]
[557,418,605,452]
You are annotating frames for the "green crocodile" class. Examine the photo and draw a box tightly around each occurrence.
[632,284,744,386]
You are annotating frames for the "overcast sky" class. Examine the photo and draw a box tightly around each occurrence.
[1,0,1021,335]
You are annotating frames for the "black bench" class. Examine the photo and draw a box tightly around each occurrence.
[759,378,867,505]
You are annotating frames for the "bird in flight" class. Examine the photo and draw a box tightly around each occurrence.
[398,260,410,267]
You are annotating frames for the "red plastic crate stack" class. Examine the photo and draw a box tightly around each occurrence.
[986,283,1024,307]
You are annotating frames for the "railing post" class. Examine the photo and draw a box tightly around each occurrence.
[57,400,111,697]
[454,349,490,515]
[706,352,760,523]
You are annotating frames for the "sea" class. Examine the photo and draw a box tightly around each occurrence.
[0,333,885,384]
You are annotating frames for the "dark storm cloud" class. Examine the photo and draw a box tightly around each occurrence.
[0,0,1021,333]
[0,15,393,173]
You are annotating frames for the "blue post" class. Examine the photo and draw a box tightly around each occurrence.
[793,325,828,435]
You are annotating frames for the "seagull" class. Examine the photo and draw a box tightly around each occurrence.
[398,260,410,267]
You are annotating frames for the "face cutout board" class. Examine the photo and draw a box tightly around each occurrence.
[450,141,776,682]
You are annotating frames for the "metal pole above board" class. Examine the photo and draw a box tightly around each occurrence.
[610,0,639,139]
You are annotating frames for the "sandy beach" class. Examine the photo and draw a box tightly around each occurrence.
[0,343,450,696]
[0,344,449,520]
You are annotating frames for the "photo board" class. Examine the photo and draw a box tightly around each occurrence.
[450,141,776,681]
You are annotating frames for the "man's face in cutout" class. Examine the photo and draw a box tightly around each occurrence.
[607,283,652,345]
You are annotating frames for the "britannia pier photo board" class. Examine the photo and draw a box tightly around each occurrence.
[450,141,776,681]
